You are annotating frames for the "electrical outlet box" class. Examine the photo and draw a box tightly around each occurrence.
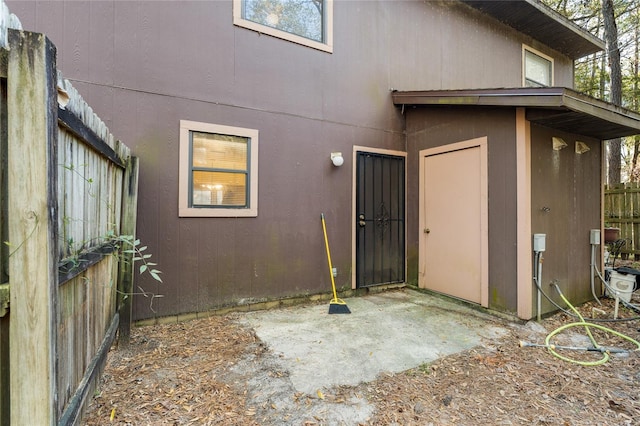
[590,229,601,245]
[533,234,546,252]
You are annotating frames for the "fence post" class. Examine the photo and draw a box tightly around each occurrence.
[7,29,58,425]
[118,156,139,346]
[0,41,9,426]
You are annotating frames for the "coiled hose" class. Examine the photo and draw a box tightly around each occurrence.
[544,283,640,366]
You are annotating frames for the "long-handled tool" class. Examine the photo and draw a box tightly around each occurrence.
[321,213,350,314]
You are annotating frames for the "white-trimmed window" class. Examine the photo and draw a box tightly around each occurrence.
[179,120,258,217]
[233,0,333,53]
[523,45,554,87]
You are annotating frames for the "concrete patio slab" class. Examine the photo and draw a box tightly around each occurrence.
[239,288,509,396]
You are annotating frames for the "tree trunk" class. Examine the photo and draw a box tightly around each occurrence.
[631,10,640,181]
[633,137,640,181]
[603,0,622,184]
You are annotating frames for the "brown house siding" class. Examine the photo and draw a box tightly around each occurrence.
[530,124,601,312]
[7,0,583,319]
[405,107,603,316]
[66,85,406,318]
[405,107,518,313]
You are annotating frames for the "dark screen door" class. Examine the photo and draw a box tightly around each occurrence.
[355,152,405,287]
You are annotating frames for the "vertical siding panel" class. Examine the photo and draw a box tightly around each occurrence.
[176,221,199,315]
[197,223,218,312]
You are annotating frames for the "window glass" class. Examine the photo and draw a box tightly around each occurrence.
[191,132,249,207]
[192,171,247,207]
[243,0,323,42]
[524,48,553,87]
[233,0,333,53]
[180,121,258,217]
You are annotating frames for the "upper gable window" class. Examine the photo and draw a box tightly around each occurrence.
[233,0,333,53]
[523,46,554,87]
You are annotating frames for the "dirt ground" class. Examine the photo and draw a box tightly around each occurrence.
[82,292,640,426]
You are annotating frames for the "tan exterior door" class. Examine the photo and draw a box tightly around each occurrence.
[419,138,488,306]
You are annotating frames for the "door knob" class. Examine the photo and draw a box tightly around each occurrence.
[424,228,430,234]
[359,220,366,227]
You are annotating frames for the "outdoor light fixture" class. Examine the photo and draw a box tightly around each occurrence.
[575,141,590,154]
[552,137,567,151]
[331,152,344,167]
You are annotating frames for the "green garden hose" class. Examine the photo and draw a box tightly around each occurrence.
[544,284,640,366]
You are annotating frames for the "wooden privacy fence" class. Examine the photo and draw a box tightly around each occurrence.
[604,182,640,260]
[0,9,139,425]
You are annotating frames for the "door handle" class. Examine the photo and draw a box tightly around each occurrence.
[424,228,430,234]
[359,214,366,227]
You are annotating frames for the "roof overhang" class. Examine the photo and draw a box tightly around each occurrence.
[459,0,604,59]
[392,88,640,140]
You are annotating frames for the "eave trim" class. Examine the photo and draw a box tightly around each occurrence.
[392,88,640,140]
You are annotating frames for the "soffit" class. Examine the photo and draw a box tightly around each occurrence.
[392,88,640,140]
[459,0,604,59]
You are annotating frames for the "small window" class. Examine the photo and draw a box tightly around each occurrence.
[523,46,553,87]
[233,0,333,53]
[179,121,258,217]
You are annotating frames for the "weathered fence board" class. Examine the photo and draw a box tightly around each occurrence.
[604,183,640,259]
[0,65,6,286]
[57,256,119,425]
[0,9,137,424]
[7,29,59,426]
[118,156,139,346]
[0,39,8,426]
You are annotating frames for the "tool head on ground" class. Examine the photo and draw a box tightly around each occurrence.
[329,299,351,314]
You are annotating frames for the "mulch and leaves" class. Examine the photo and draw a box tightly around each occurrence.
[82,293,640,426]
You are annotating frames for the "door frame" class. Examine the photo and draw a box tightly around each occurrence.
[418,137,489,307]
[352,146,407,289]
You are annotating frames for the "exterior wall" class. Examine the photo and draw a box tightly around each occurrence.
[405,107,519,313]
[8,0,578,319]
[405,109,603,316]
[384,1,575,90]
[530,125,601,314]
